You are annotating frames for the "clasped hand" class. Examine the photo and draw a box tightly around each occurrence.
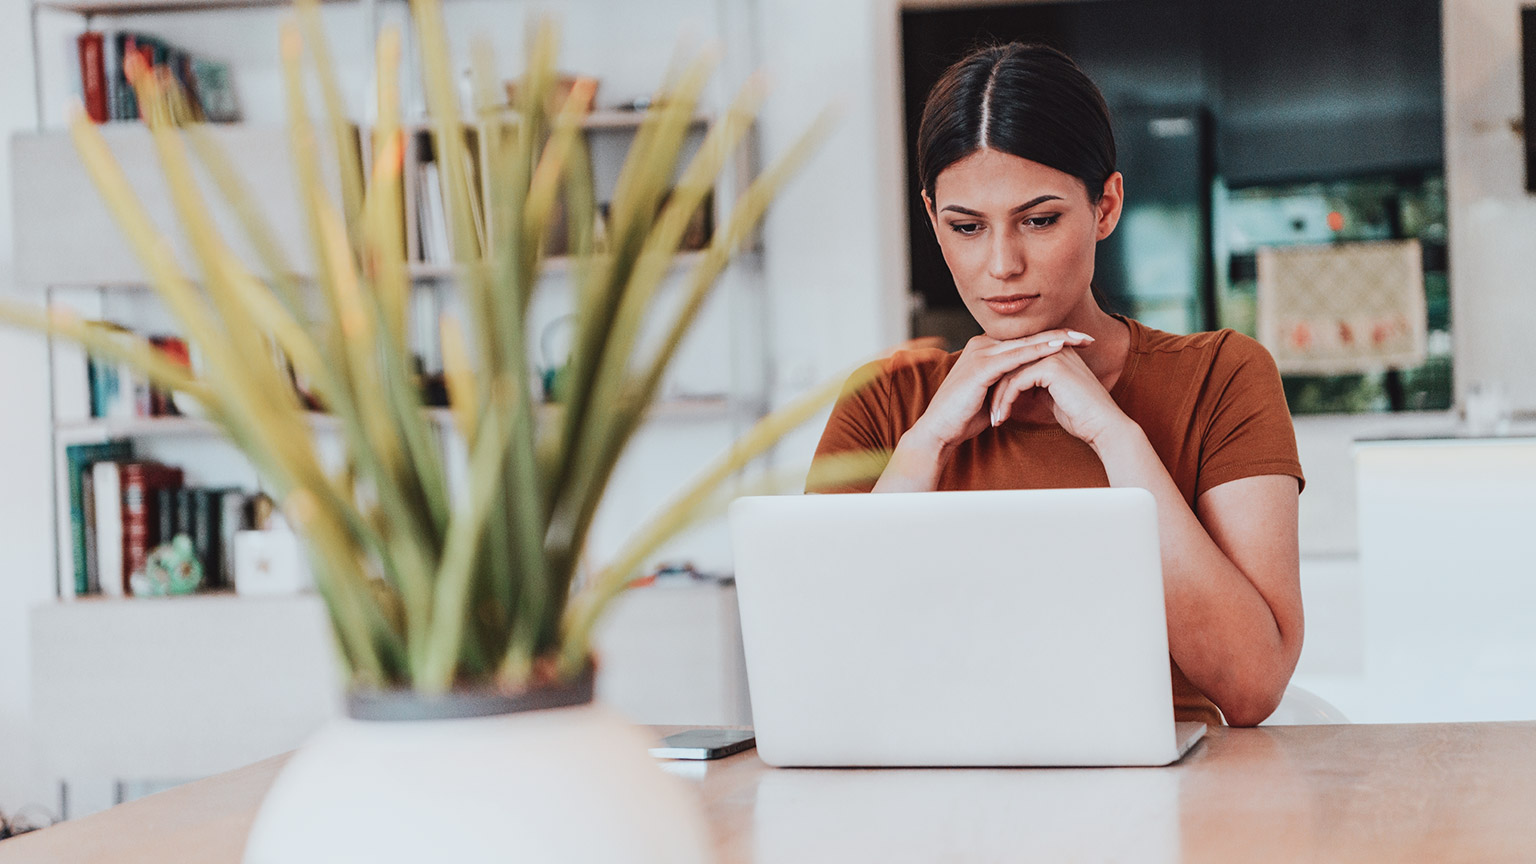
[910,330,1131,451]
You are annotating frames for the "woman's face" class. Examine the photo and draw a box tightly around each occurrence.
[924,148,1122,341]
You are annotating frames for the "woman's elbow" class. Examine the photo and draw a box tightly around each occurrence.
[1219,690,1284,727]
[1216,667,1294,727]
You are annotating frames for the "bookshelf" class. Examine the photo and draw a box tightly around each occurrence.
[17,0,768,816]
[18,0,771,595]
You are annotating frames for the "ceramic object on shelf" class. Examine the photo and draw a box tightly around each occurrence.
[242,670,711,864]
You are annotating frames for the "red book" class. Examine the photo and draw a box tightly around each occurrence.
[148,335,191,416]
[119,461,184,594]
[77,32,108,124]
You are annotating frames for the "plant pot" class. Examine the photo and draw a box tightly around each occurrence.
[242,668,712,863]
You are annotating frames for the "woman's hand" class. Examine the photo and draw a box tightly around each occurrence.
[907,329,1095,452]
[990,345,1132,449]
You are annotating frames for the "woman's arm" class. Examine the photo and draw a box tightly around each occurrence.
[872,429,952,492]
[1093,424,1302,726]
[992,346,1302,725]
[872,329,1094,493]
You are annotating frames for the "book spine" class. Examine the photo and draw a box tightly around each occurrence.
[179,52,204,120]
[87,356,103,418]
[121,463,151,591]
[115,33,136,121]
[93,461,125,597]
[121,462,183,593]
[81,468,99,593]
[218,491,247,589]
[77,32,108,124]
[191,488,217,590]
[65,447,88,594]
[103,358,136,419]
[157,487,178,550]
[148,336,190,416]
[65,441,132,596]
[175,486,193,545]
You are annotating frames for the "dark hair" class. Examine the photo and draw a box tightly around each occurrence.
[917,42,1116,205]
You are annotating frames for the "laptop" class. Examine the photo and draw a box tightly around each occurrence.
[728,488,1206,767]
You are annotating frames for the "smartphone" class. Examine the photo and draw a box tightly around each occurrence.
[649,728,756,760]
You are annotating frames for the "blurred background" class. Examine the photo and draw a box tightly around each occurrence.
[2,0,1534,829]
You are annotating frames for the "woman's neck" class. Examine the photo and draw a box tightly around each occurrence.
[1056,294,1131,390]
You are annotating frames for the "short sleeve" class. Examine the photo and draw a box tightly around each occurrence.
[805,359,897,494]
[1195,333,1306,499]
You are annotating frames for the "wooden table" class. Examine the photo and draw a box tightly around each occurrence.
[5,723,1535,863]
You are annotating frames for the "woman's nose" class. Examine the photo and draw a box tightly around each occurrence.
[986,233,1025,281]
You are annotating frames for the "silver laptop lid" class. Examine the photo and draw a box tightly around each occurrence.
[729,488,1182,767]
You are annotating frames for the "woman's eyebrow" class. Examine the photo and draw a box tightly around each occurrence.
[939,195,1064,217]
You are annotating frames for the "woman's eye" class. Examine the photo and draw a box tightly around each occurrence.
[948,222,982,236]
[1023,214,1060,229]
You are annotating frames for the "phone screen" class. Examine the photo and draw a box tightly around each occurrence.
[649,728,756,760]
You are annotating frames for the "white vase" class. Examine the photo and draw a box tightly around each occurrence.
[243,686,713,864]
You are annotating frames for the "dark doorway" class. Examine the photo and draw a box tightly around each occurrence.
[900,0,1444,364]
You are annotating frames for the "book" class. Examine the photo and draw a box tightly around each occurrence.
[218,490,249,589]
[114,32,137,120]
[461,146,487,254]
[147,335,190,416]
[87,353,140,419]
[190,488,218,590]
[84,29,239,123]
[158,487,180,549]
[80,468,99,593]
[420,161,452,264]
[173,49,206,122]
[175,486,194,545]
[119,461,184,594]
[93,460,125,598]
[63,440,133,597]
[191,56,238,123]
[77,32,108,124]
[102,29,119,121]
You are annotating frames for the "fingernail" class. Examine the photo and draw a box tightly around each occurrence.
[990,407,999,427]
[1048,339,1065,348]
[1068,331,1094,341]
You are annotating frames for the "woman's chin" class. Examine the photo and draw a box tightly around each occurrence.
[980,317,1052,342]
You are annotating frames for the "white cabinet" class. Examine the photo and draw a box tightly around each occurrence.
[1349,436,1536,722]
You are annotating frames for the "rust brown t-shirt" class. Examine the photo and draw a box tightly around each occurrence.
[809,315,1305,726]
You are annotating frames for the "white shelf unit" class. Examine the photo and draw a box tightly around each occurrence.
[20,136,766,579]
[13,0,768,811]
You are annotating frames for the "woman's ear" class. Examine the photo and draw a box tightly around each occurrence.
[921,190,939,237]
[1095,172,1125,241]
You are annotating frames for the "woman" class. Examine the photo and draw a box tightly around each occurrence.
[811,43,1304,727]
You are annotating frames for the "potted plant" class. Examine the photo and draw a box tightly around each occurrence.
[2,1,883,860]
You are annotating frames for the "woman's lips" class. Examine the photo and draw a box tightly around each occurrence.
[982,294,1039,315]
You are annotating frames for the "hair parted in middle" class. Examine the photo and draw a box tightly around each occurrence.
[917,42,1117,205]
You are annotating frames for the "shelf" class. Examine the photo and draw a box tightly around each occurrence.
[583,110,711,131]
[55,397,740,444]
[59,588,257,604]
[645,396,739,422]
[36,0,350,15]
[408,250,709,281]
[402,111,710,134]
[55,415,219,444]
[37,252,711,293]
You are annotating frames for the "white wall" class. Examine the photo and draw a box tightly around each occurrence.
[1444,0,1536,413]
[0,0,55,818]
[755,0,909,403]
